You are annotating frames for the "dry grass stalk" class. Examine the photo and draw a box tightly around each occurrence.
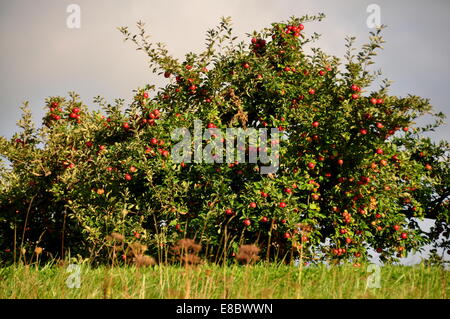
[129,242,148,256]
[111,232,125,242]
[134,255,156,268]
[172,239,201,255]
[236,244,260,265]
[172,239,203,266]
[34,247,43,255]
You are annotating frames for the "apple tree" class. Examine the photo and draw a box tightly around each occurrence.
[0,15,448,265]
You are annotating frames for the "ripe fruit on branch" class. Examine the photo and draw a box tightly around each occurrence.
[350,84,360,92]
[243,219,251,226]
[249,202,257,208]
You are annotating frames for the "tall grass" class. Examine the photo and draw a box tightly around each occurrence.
[0,263,447,299]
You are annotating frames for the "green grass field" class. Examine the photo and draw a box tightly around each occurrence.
[0,263,448,299]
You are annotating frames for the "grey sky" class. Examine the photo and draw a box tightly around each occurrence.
[0,0,449,142]
[0,0,448,264]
